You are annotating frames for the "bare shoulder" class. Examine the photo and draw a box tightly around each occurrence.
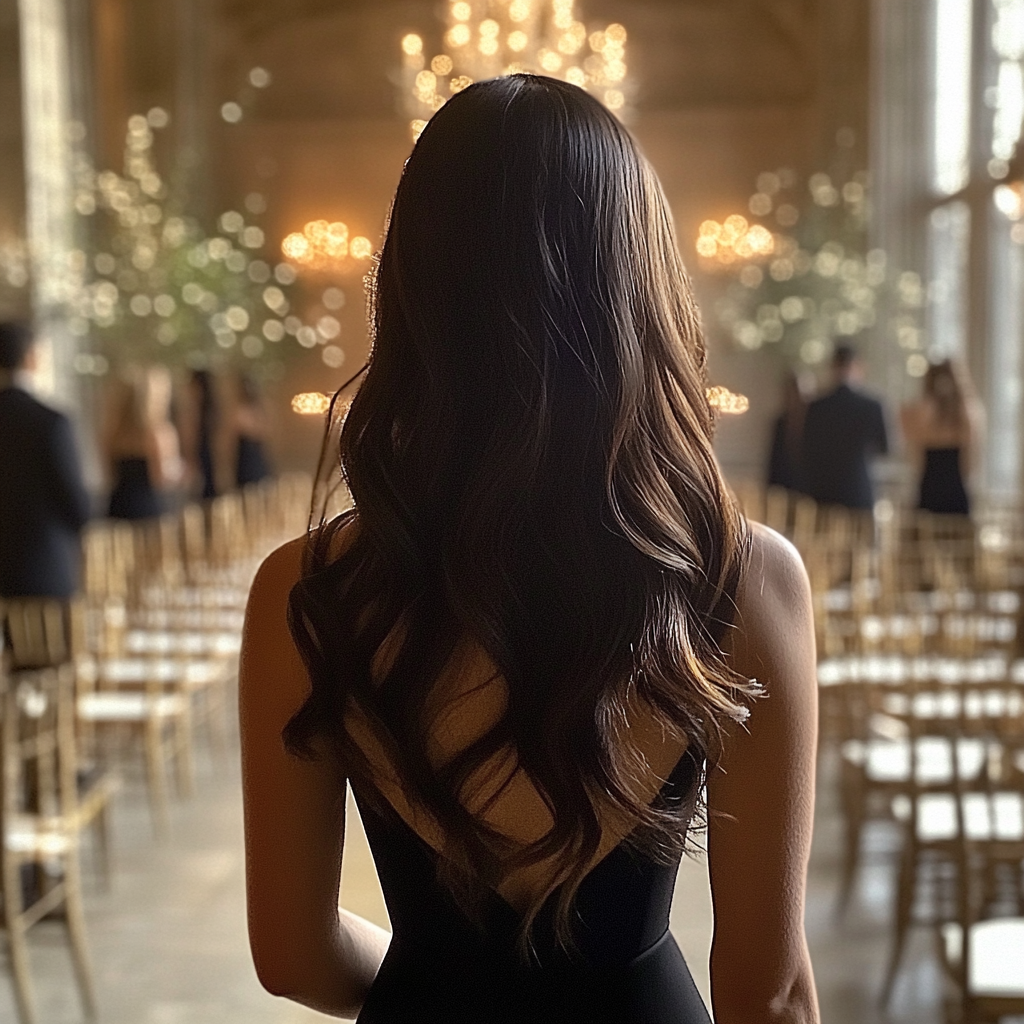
[248,536,306,612]
[737,521,811,616]
[729,521,815,684]
[247,517,359,617]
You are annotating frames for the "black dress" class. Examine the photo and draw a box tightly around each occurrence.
[918,447,970,515]
[353,753,711,1023]
[108,457,162,520]
[236,435,271,487]
[767,415,806,493]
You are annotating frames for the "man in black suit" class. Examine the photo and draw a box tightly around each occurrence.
[801,343,888,510]
[0,323,91,597]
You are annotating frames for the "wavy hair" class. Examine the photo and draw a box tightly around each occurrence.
[285,75,756,949]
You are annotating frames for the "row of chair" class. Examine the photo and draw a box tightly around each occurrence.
[734,483,1024,1024]
[0,473,314,1024]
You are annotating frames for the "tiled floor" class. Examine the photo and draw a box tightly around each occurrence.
[17,730,946,1023]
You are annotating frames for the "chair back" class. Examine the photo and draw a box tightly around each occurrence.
[4,599,71,670]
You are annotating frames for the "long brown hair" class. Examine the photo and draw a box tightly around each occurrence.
[923,358,969,429]
[285,75,756,948]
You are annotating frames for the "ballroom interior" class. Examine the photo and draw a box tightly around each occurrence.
[2,1,1024,1022]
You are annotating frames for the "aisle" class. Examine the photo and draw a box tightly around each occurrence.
[13,730,940,1023]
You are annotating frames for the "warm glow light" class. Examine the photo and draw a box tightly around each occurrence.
[291,392,332,416]
[509,0,531,22]
[451,1,472,21]
[402,34,423,56]
[697,215,775,267]
[447,24,472,47]
[540,49,562,72]
[282,233,310,259]
[431,54,454,75]
[706,386,750,415]
[508,30,529,52]
[282,220,369,271]
[349,236,374,260]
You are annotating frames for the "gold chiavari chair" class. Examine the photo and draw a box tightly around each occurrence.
[2,601,116,880]
[0,609,97,1024]
[936,690,1024,1023]
[880,672,1024,1006]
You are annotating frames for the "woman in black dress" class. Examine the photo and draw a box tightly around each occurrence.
[766,371,810,493]
[241,76,819,1023]
[233,372,272,488]
[900,359,981,516]
[104,366,181,520]
[187,368,219,500]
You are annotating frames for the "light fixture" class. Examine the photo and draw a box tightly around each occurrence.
[281,220,374,273]
[291,392,333,415]
[706,386,749,415]
[400,1,631,141]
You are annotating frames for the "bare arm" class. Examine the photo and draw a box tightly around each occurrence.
[240,539,391,1018]
[708,523,819,1024]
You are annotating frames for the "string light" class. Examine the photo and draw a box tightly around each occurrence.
[401,1,632,140]
[291,392,333,415]
[706,386,750,415]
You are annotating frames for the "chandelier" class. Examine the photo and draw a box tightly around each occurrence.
[399,0,630,140]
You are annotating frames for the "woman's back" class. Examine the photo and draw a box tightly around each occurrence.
[242,521,818,1022]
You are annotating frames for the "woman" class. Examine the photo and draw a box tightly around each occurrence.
[185,367,219,499]
[241,76,818,1023]
[766,370,811,493]
[104,365,182,519]
[900,359,981,516]
[233,371,273,488]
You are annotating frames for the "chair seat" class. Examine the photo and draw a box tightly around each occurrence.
[77,692,187,720]
[943,919,1024,995]
[78,656,229,687]
[134,609,245,631]
[892,791,1024,841]
[880,689,1024,720]
[842,736,987,783]
[819,655,1012,687]
[123,630,241,657]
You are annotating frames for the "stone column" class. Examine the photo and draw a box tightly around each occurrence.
[17,0,79,407]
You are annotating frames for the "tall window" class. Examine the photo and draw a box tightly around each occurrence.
[874,0,1024,497]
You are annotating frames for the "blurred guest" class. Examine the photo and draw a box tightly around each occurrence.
[766,371,810,493]
[802,343,888,510]
[103,365,182,520]
[901,359,981,516]
[233,372,272,488]
[0,322,90,597]
[184,368,219,499]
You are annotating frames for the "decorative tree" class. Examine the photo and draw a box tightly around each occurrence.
[698,167,927,378]
[68,111,361,380]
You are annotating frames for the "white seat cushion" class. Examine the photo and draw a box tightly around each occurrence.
[943,919,1024,996]
[5,815,74,855]
[77,692,186,720]
[842,736,986,783]
[901,791,1024,842]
